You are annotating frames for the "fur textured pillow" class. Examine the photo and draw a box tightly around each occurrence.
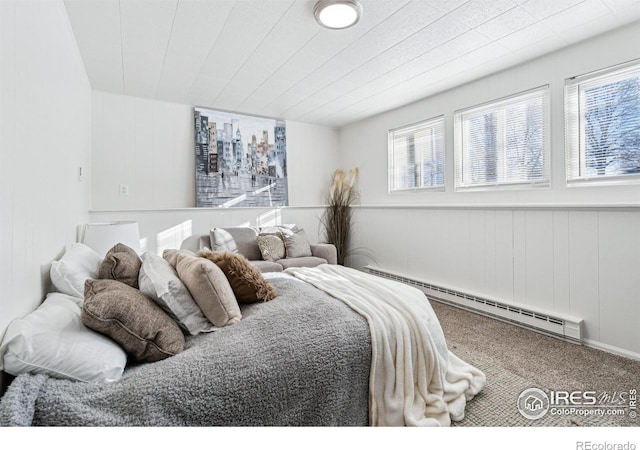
[198,251,277,304]
[99,243,142,288]
[82,279,185,363]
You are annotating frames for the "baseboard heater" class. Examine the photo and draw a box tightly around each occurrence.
[365,265,583,342]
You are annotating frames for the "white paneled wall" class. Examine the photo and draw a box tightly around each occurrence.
[89,207,327,258]
[0,1,91,341]
[337,23,640,359]
[91,91,340,211]
[92,92,195,210]
[348,207,640,358]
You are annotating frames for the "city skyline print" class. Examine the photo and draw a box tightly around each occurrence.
[194,107,288,208]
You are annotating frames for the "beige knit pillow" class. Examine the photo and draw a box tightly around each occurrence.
[82,279,185,363]
[256,234,285,262]
[174,253,241,327]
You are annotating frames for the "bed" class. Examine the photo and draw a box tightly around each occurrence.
[0,242,485,427]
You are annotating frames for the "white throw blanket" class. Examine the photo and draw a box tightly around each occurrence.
[286,265,486,426]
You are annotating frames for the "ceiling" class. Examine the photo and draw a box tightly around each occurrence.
[63,0,640,127]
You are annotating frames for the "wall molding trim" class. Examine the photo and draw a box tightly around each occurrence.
[89,205,328,214]
[581,339,640,362]
[89,203,640,214]
[353,204,640,211]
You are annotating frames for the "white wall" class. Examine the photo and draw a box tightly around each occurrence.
[85,19,640,359]
[89,206,327,258]
[0,1,91,341]
[340,22,640,358]
[340,21,640,207]
[90,91,339,251]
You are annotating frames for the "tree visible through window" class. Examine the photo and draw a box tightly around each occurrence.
[388,117,444,192]
[584,79,640,176]
[566,61,640,184]
[455,87,549,190]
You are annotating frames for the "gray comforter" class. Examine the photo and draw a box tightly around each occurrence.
[0,277,371,426]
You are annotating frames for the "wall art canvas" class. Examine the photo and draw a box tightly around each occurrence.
[194,107,288,207]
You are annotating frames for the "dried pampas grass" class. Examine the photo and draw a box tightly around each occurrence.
[322,167,359,266]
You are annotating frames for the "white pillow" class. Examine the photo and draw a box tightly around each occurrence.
[50,242,103,301]
[0,292,127,383]
[138,252,216,335]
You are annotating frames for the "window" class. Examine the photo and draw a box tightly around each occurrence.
[454,87,550,190]
[388,116,444,192]
[565,60,640,185]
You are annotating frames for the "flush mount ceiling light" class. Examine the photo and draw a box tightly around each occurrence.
[314,0,362,29]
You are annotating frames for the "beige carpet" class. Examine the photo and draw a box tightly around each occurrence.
[430,299,640,427]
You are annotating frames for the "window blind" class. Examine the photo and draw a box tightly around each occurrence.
[454,86,550,190]
[388,116,444,192]
[565,60,640,185]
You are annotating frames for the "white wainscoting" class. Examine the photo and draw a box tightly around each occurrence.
[0,0,91,340]
[347,206,640,359]
[90,205,640,359]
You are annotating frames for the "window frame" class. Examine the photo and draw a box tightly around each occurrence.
[387,115,445,193]
[454,85,551,192]
[565,59,640,187]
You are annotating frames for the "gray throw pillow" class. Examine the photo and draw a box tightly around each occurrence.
[82,279,185,363]
[210,228,239,253]
[174,253,241,327]
[99,243,142,288]
[138,252,216,335]
[281,228,313,258]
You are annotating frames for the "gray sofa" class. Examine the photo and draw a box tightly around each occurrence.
[180,226,337,273]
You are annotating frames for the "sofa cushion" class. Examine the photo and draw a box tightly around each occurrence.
[198,251,277,304]
[250,260,284,273]
[256,234,286,262]
[82,279,185,363]
[280,228,313,258]
[175,253,241,327]
[99,243,142,288]
[277,256,328,270]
